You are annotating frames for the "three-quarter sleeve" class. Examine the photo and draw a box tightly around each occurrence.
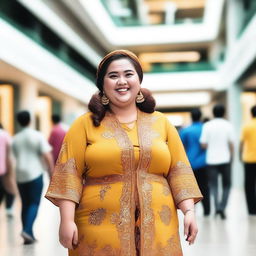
[165,118,202,207]
[45,115,86,206]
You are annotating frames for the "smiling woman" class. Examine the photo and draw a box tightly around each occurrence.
[45,49,202,256]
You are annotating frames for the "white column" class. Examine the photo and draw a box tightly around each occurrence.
[19,82,38,128]
[62,97,87,126]
[226,0,244,50]
[227,83,243,188]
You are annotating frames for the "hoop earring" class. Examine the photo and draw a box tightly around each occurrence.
[101,93,109,105]
[136,91,145,103]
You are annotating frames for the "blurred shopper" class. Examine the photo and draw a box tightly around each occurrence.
[0,123,16,217]
[12,111,54,244]
[203,117,210,123]
[48,114,67,163]
[200,104,234,219]
[45,50,202,255]
[240,105,256,215]
[180,108,210,216]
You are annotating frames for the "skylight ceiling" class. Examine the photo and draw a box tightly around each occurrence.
[144,0,206,25]
[102,0,206,26]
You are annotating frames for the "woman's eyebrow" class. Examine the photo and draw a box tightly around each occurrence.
[107,70,135,75]
[124,69,135,73]
[107,71,118,75]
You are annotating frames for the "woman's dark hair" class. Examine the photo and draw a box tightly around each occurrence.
[88,50,155,127]
[251,105,256,117]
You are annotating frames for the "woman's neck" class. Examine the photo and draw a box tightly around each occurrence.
[109,104,138,123]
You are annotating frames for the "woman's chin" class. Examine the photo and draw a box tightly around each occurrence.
[112,98,135,107]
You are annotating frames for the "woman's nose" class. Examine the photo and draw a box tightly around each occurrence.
[117,76,127,85]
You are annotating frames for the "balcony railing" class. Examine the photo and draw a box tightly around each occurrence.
[100,0,203,27]
[0,0,96,82]
[146,62,216,73]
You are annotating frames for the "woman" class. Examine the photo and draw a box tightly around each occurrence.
[0,123,16,217]
[46,50,202,256]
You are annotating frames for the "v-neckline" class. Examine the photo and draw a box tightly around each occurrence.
[120,121,137,131]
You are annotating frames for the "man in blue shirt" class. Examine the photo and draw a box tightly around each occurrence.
[180,108,210,216]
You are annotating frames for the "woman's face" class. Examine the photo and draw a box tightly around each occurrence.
[103,58,141,108]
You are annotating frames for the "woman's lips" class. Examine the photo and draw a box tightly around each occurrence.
[115,88,130,95]
[116,88,129,92]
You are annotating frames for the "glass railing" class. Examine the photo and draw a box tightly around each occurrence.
[0,1,96,82]
[100,0,203,27]
[145,62,216,73]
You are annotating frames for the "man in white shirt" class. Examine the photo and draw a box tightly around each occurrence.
[12,111,54,244]
[200,104,234,219]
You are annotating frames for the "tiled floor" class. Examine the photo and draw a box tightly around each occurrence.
[0,175,256,256]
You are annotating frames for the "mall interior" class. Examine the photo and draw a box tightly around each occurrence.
[0,0,256,255]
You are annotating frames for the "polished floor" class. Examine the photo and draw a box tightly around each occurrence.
[0,177,256,256]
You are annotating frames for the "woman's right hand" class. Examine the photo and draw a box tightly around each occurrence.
[59,220,78,250]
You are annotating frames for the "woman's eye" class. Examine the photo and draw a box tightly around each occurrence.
[126,73,133,77]
[109,75,118,79]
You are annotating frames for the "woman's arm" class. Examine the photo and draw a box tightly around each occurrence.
[58,200,78,250]
[178,198,198,245]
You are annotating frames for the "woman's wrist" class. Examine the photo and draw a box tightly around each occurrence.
[184,208,195,215]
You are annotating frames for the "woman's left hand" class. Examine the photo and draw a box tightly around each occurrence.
[184,210,198,245]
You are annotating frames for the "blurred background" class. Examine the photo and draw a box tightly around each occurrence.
[0,0,256,255]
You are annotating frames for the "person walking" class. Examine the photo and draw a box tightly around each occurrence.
[200,104,234,219]
[0,123,16,217]
[12,111,54,244]
[45,50,202,256]
[48,114,67,164]
[240,105,256,215]
[180,108,210,216]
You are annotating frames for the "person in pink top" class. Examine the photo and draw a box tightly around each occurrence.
[0,123,16,217]
[48,114,67,163]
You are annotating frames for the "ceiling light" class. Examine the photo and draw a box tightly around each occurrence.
[139,51,201,64]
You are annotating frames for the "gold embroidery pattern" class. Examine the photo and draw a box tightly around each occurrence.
[169,161,193,177]
[137,114,159,171]
[158,205,172,226]
[162,186,171,196]
[100,185,111,200]
[88,208,107,225]
[168,161,203,206]
[55,142,67,164]
[103,113,136,256]
[141,181,154,254]
[154,232,182,256]
[102,131,114,139]
[76,236,122,256]
[46,157,82,204]
[137,112,159,255]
